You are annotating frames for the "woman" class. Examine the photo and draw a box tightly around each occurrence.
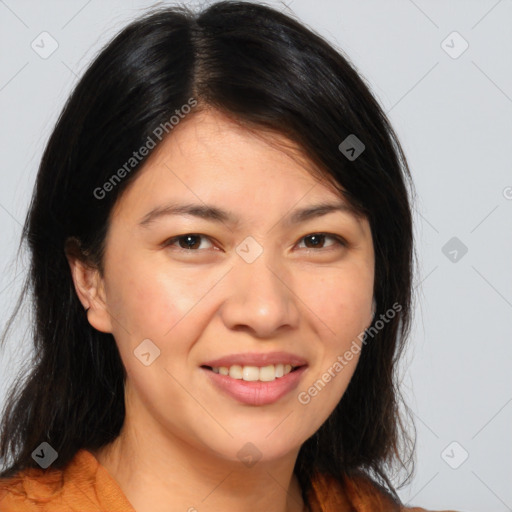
[0,2,456,511]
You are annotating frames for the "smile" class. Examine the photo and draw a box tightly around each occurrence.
[205,363,298,382]
[201,365,307,406]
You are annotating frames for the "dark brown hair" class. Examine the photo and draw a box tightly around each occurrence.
[0,0,417,504]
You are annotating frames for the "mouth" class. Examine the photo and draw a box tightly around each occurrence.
[200,352,308,406]
[201,363,304,382]
[200,356,308,406]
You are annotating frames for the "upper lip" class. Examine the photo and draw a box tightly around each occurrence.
[202,351,308,368]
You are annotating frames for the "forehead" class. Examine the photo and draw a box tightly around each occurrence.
[111,109,362,225]
[147,109,323,182]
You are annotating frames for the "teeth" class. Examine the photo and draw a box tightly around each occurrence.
[259,365,275,382]
[229,365,243,379]
[242,366,259,381]
[212,364,297,381]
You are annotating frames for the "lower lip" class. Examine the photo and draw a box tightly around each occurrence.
[202,366,307,406]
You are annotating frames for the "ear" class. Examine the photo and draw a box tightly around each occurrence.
[66,252,114,334]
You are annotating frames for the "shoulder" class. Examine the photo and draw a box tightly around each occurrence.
[0,448,134,512]
[308,470,459,512]
[0,462,66,511]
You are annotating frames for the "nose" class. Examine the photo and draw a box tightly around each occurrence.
[219,250,301,338]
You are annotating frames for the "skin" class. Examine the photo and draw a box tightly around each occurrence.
[68,108,375,512]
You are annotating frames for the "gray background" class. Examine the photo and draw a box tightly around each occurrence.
[1,1,511,511]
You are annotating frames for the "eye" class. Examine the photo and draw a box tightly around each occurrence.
[296,233,347,251]
[163,232,347,253]
[164,234,215,251]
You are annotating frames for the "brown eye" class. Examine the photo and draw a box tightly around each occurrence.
[297,233,346,250]
[165,234,214,251]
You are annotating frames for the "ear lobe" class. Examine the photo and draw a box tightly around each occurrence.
[66,253,113,334]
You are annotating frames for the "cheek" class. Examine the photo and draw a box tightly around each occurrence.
[302,265,373,336]
[296,343,362,430]
[104,252,225,344]
[296,264,371,406]
[102,250,180,341]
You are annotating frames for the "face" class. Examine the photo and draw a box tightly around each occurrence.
[82,109,375,464]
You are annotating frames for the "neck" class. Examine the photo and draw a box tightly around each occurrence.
[91,417,307,512]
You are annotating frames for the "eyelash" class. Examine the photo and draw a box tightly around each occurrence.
[163,232,347,254]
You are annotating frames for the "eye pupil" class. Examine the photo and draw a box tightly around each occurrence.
[304,234,324,248]
[180,235,201,249]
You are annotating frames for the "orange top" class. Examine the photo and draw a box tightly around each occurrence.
[0,449,455,512]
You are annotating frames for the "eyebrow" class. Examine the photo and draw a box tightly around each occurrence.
[138,200,363,229]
